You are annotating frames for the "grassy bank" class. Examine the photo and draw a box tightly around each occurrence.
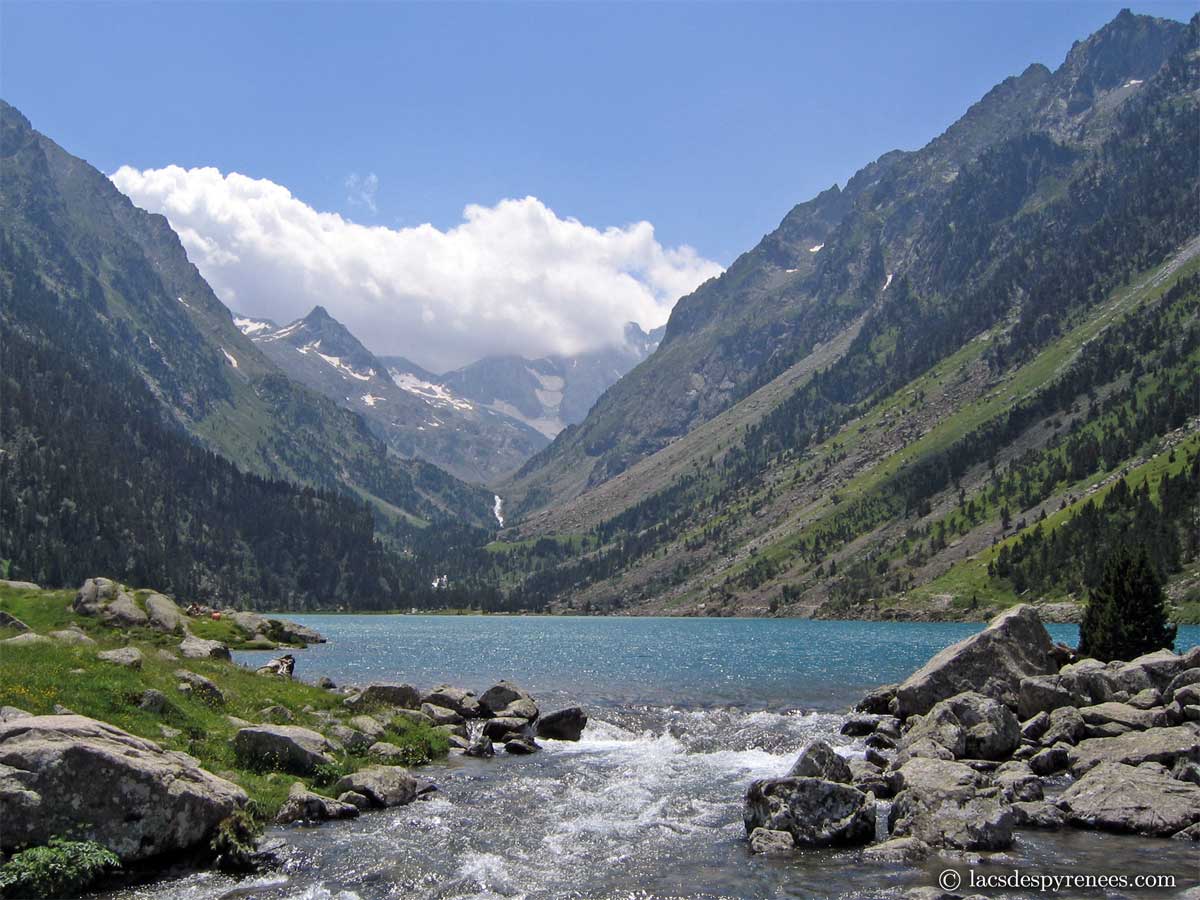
[0,584,449,818]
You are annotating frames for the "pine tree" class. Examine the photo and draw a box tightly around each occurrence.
[1078,544,1176,662]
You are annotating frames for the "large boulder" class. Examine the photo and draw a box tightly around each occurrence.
[179,633,231,661]
[74,578,149,629]
[97,647,143,669]
[175,670,225,705]
[1067,725,1200,776]
[478,681,533,716]
[421,703,464,726]
[1058,761,1200,836]
[144,593,184,634]
[786,740,852,783]
[346,683,421,711]
[227,611,325,646]
[233,726,334,775]
[888,757,1014,851]
[1058,659,1118,705]
[0,715,245,862]
[332,765,420,807]
[537,707,588,741]
[1165,668,1200,702]
[899,692,1019,761]
[274,782,360,824]
[1040,706,1087,746]
[743,777,874,847]
[893,605,1055,719]
[1017,675,1084,720]
[482,716,532,743]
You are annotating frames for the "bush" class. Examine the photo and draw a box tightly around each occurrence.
[210,809,262,874]
[0,838,120,899]
[1079,543,1177,662]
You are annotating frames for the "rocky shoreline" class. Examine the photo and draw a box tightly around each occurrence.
[744,605,1200,889]
[0,578,588,897]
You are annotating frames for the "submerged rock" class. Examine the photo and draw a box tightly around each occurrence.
[0,714,245,862]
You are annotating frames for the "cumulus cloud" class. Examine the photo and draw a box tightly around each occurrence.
[110,165,723,371]
[344,172,378,213]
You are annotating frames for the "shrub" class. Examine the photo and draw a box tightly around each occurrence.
[210,809,262,873]
[0,838,120,899]
[1079,543,1177,662]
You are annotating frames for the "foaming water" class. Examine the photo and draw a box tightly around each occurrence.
[107,618,1200,900]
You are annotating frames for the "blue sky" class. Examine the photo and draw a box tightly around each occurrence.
[4,1,1191,263]
[2,2,1192,368]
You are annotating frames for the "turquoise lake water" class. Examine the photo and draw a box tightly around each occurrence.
[116,616,1199,900]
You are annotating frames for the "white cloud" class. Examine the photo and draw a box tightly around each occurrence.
[110,165,723,371]
[344,172,378,213]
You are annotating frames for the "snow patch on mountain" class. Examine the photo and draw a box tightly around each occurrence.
[234,316,274,336]
[389,370,474,411]
[487,400,563,440]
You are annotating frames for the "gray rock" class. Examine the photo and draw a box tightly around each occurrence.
[258,705,293,724]
[447,734,471,751]
[478,681,532,716]
[888,757,1014,851]
[894,605,1054,719]
[436,722,467,740]
[847,757,891,798]
[2,632,49,646]
[329,725,373,754]
[179,633,231,661]
[332,765,419,807]
[743,777,874,847]
[464,736,495,758]
[497,698,540,721]
[1059,657,1119,704]
[421,686,481,718]
[995,760,1043,802]
[421,703,464,726]
[1020,711,1050,742]
[861,836,930,863]
[346,683,421,711]
[1084,722,1134,739]
[318,676,337,690]
[1017,675,1083,720]
[144,593,184,634]
[233,725,334,775]
[1175,685,1200,707]
[104,589,149,629]
[0,580,39,592]
[0,714,245,862]
[1165,668,1200,702]
[97,646,143,669]
[0,614,31,633]
[391,708,435,729]
[840,714,880,737]
[899,692,1019,761]
[138,689,167,714]
[1041,706,1086,746]
[855,683,897,715]
[274,782,359,824]
[786,739,852,783]
[1079,701,1169,731]
[1009,800,1068,829]
[347,715,386,740]
[175,670,225,705]
[482,716,531,742]
[1028,745,1069,776]
[505,738,539,754]
[1128,687,1163,710]
[47,627,96,646]
[1122,649,1188,689]
[537,707,588,741]
[1067,725,1200,776]
[1059,761,1200,836]
[747,827,795,855]
[1173,758,1200,786]
[865,732,896,751]
[368,741,411,763]
[337,790,371,809]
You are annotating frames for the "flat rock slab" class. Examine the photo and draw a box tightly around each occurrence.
[1067,725,1200,776]
[0,714,245,861]
[1059,761,1200,836]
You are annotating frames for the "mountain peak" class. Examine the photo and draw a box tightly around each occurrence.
[305,305,335,322]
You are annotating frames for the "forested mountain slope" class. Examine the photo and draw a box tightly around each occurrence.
[0,100,491,528]
[502,10,1193,524]
[489,10,1200,620]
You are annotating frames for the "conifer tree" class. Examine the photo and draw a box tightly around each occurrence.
[1078,543,1176,662]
